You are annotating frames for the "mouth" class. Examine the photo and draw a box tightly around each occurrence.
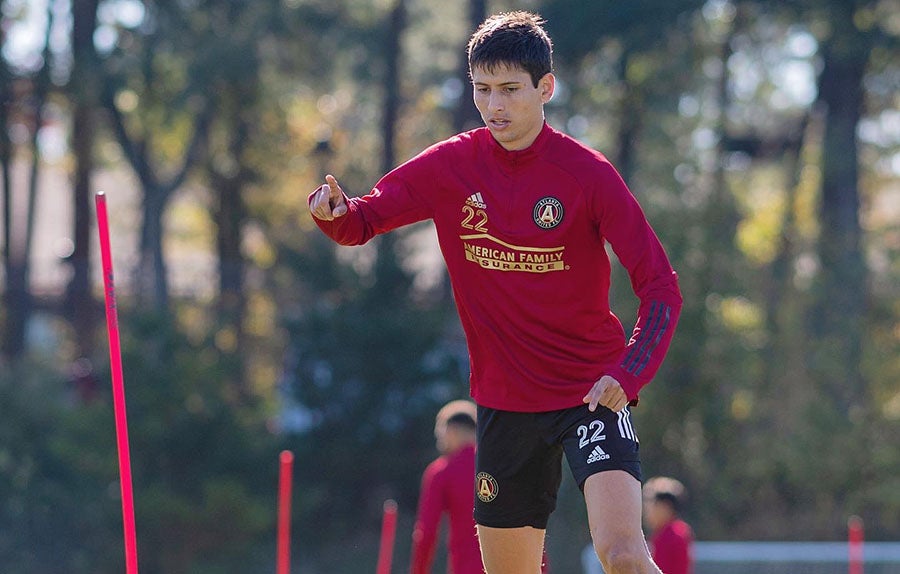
[488,118,511,130]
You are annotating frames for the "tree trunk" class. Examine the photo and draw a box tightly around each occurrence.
[208,94,250,397]
[808,14,870,412]
[136,189,169,311]
[102,66,211,315]
[66,0,101,359]
[0,7,18,360]
[214,177,246,326]
[3,4,55,361]
[453,0,487,132]
[381,0,406,176]
[614,50,641,185]
[760,111,815,432]
[372,0,409,302]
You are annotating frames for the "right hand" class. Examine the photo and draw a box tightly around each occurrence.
[583,375,629,413]
[309,174,348,220]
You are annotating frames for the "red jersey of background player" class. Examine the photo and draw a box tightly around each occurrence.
[649,518,693,574]
[410,444,481,574]
[312,122,681,411]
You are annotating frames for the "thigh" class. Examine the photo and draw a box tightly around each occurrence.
[475,406,563,529]
[559,405,642,489]
[583,470,654,566]
[477,525,545,574]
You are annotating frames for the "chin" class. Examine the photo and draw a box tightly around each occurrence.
[490,130,518,145]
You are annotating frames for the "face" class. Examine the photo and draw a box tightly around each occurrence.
[643,497,672,531]
[472,64,554,151]
[434,421,450,454]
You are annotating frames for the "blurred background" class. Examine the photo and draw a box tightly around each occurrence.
[0,0,898,572]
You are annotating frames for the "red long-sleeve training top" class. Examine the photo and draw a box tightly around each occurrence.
[410,444,482,574]
[650,519,694,574]
[312,122,682,411]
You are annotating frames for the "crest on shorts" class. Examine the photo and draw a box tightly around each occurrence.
[533,197,564,229]
[476,472,499,503]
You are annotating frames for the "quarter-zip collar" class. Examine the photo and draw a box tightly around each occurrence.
[482,121,553,168]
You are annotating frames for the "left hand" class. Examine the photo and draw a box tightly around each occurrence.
[310,174,348,221]
[583,375,628,413]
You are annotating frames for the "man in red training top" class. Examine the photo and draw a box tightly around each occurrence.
[411,400,483,574]
[310,11,681,574]
[643,477,693,574]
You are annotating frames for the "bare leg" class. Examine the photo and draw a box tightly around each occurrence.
[477,525,545,574]
[584,470,662,574]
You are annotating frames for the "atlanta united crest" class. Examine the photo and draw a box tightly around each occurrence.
[476,472,499,503]
[533,197,564,229]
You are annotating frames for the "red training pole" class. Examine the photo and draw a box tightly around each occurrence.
[849,515,864,574]
[277,450,294,574]
[375,499,398,574]
[95,191,139,574]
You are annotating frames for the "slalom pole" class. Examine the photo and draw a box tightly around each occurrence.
[277,450,295,574]
[95,191,139,574]
[849,515,864,574]
[375,499,398,574]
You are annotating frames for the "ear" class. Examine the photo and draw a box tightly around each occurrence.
[539,73,555,103]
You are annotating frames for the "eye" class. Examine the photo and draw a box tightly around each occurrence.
[476,87,490,94]
[504,87,518,93]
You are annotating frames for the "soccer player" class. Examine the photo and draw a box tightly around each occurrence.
[410,400,483,574]
[642,477,694,574]
[309,11,682,574]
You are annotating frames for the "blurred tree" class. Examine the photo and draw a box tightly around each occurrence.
[372,0,407,310]
[66,0,101,358]
[200,0,274,399]
[452,0,486,132]
[543,0,706,180]
[9,18,52,360]
[0,362,124,571]
[382,0,406,176]
[198,0,360,398]
[808,0,875,411]
[0,316,279,573]
[276,3,470,569]
[796,0,897,536]
[100,1,212,312]
[0,0,44,361]
[117,313,276,573]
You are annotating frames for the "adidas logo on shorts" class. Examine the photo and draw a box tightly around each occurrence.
[587,445,610,464]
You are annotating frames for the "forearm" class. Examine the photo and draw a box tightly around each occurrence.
[608,273,682,400]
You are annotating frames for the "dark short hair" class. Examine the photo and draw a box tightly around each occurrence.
[644,476,687,514]
[653,491,681,514]
[445,411,476,432]
[467,11,553,88]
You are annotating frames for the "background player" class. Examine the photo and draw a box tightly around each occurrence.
[643,476,694,574]
[411,400,483,574]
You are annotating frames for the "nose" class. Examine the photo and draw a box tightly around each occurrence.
[488,91,504,112]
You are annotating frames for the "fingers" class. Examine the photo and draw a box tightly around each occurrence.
[325,174,348,217]
[582,376,628,413]
[310,174,348,220]
[605,393,628,413]
[310,185,335,220]
[324,174,341,197]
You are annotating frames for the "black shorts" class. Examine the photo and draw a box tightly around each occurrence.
[474,404,641,529]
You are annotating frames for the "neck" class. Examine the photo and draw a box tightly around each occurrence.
[498,119,545,151]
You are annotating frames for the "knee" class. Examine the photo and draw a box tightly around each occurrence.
[594,540,645,573]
